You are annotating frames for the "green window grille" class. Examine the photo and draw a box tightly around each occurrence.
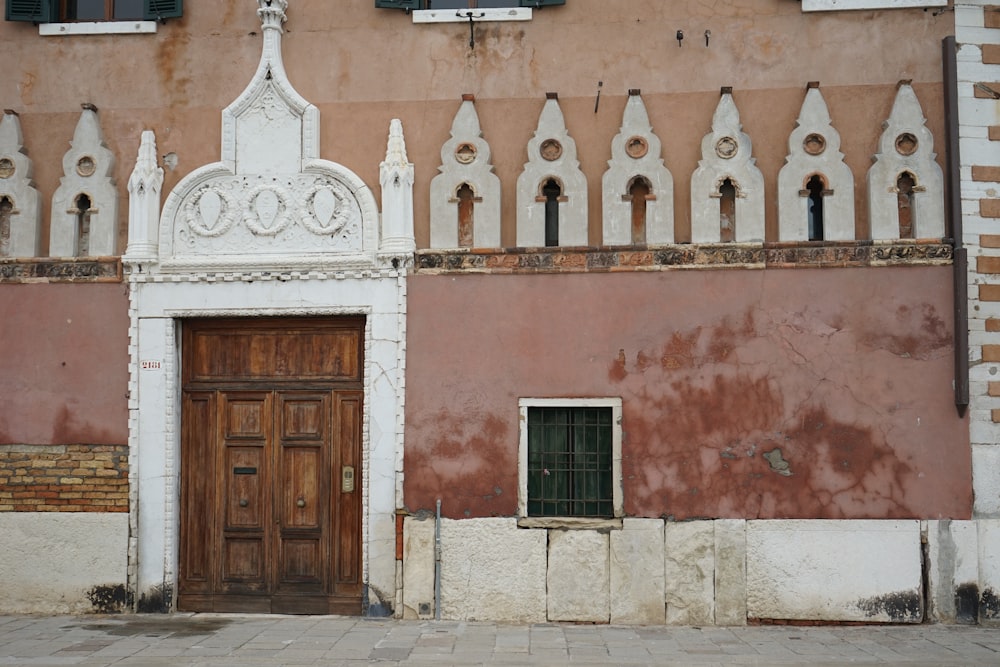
[527,406,612,518]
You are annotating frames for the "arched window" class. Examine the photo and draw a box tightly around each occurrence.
[719,178,736,243]
[896,171,916,239]
[543,178,562,247]
[627,176,652,245]
[456,183,475,248]
[75,193,92,257]
[0,196,12,258]
[806,174,826,241]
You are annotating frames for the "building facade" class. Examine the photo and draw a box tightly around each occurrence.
[0,0,998,624]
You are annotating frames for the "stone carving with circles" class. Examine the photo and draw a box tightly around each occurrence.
[301,180,353,236]
[184,185,240,238]
[243,185,291,236]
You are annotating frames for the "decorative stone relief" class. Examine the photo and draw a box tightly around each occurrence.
[430,96,501,249]
[602,90,674,246]
[124,131,164,262]
[778,84,855,242]
[50,105,118,257]
[0,111,41,258]
[380,119,417,259]
[516,94,588,247]
[867,82,944,240]
[125,0,407,616]
[153,0,387,272]
[690,89,765,244]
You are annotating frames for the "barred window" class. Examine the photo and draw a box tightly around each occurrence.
[518,398,622,519]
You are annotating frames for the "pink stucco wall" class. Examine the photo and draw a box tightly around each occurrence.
[404,266,971,520]
[0,283,129,445]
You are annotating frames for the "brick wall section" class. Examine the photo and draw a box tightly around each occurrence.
[960,0,1000,517]
[0,445,128,512]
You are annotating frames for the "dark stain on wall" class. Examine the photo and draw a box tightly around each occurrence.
[619,311,916,519]
[855,591,922,622]
[156,30,192,104]
[404,411,515,517]
[862,303,951,360]
[136,584,172,613]
[955,583,980,624]
[87,584,132,614]
[981,587,1000,620]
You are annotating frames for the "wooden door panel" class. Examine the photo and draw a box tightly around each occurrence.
[280,539,323,583]
[224,396,268,439]
[222,538,266,586]
[282,398,324,440]
[280,445,323,529]
[180,392,215,592]
[224,447,266,529]
[180,318,364,613]
[333,391,363,590]
[276,391,329,596]
[184,318,363,383]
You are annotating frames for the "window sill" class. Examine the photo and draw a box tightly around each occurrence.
[39,21,157,36]
[412,7,531,23]
[801,0,944,10]
[517,517,622,531]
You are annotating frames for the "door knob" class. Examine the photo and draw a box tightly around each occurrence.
[239,499,249,508]
[296,498,306,508]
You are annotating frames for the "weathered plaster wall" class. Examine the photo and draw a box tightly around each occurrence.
[404,267,970,520]
[0,0,950,250]
[0,512,129,613]
[0,283,128,445]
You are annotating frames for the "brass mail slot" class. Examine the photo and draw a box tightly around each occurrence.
[233,467,257,475]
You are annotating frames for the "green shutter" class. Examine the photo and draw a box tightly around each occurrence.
[375,0,424,9]
[144,0,182,20]
[519,0,565,6]
[6,0,55,22]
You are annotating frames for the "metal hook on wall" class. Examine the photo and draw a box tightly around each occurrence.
[460,11,486,49]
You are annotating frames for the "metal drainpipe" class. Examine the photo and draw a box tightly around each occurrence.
[434,499,442,620]
[943,35,970,417]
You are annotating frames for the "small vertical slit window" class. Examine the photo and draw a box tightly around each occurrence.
[627,176,652,245]
[896,171,916,239]
[75,193,91,257]
[719,177,736,242]
[0,196,12,257]
[806,174,825,241]
[527,406,612,518]
[456,182,475,248]
[542,178,561,247]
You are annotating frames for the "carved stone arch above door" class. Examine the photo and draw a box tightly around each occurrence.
[123,0,411,617]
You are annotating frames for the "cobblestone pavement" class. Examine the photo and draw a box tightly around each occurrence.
[1,614,999,666]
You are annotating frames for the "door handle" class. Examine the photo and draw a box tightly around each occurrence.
[342,465,355,493]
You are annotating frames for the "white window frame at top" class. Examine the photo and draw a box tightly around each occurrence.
[413,6,531,22]
[517,397,624,521]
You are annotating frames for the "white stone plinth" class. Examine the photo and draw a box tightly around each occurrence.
[747,520,922,622]
[664,521,715,625]
[439,518,547,622]
[547,529,610,622]
[611,518,665,624]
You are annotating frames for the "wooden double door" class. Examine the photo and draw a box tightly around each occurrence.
[178,317,364,614]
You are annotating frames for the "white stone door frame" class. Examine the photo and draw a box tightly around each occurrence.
[126,276,406,613]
